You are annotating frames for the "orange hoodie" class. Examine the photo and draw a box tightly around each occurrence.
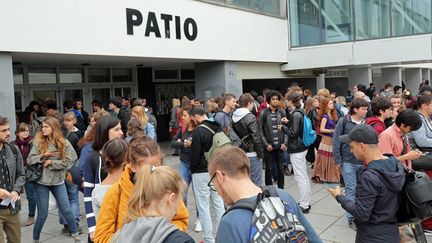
[94,164,189,243]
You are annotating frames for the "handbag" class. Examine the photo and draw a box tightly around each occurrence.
[26,163,43,183]
[412,147,432,170]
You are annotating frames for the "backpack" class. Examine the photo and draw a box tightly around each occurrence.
[295,110,316,147]
[199,124,232,161]
[223,186,308,243]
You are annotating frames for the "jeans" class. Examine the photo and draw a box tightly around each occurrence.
[192,172,225,243]
[290,150,310,208]
[179,161,199,218]
[248,156,262,186]
[59,181,80,226]
[283,151,290,166]
[24,181,36,217]
[342,162,364,222]
[264,150,284,189]
[33,183,78,240]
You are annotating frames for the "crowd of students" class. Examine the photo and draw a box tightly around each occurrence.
[0,80,431,243]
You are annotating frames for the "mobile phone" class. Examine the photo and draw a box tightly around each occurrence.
[423,152,430,156]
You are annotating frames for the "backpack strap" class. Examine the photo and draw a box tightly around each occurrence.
[6,143,18,158]
[199,124,215,135]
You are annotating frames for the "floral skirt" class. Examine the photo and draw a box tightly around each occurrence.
[313,136,340,183]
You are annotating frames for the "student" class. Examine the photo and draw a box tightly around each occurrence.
[328,124,405,243]
[94,138,189,243]
[214,93,236,131]
[112,165,194,243]
[109,97,131,135]
[13,122,35,226]
[125,118,146,143]
[209,146,321,243]
[332,98,369,230]
[0,117,26,243]
[131,106,156,140]
[27,117,81,243]
[92,138,127,222]
[366,97,392,135]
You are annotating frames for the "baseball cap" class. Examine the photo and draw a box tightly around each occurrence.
[339,124,378,144]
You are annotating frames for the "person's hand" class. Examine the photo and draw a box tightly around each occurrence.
[90,232,95,241]
[281,144,287,151]
[277,125,283,130]
[281,117,288,124]
[266,145,273,152]
[406,150,423,160]
[176,139,181,143]
[10,191,19,202]
[328,186,342,198]
[169,128,172,133]
[0,189,11,200]
[43,160,52,168]
[185,140,192,148]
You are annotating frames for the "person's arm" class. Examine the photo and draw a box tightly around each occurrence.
[411,123,432,148]
[12,145,25,193]
[284,112,301,137]
[27,143,43,165]
[171,198,189,231]
[247,116,263,159]
[145,123,156,140]
[190,130,202,172]
[259,109,270,147]
[169,108,177,129]
[320,117,333,134]
[170,129,184,149]
[83,153,97,234]
[49,141,77,170]
[94,183,121,243]
[332,119,343,165]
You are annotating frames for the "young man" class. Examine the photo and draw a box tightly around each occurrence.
[208,146,321,243]
[329,124,405,243]
[0,116,25,243]
[379,109,423,168]
[74,99,89,132]
[365,82,375,101]
[333,98,369,230]
[366,97,392,135]
[232,93,263,186]
[91,100,104,113]
[214,93,236,131]
[190,106,225,243]
[259,90,287,189]
[109,97,130,135]
[380,82,393,98]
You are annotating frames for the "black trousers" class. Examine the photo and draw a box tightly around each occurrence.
[263,149,284,189]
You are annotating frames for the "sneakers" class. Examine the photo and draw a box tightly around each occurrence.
[348,219,357,231]
[298,204,311,214]
[424,229,432,236]
[284,165,291,176]
[194,219,203,232]
[25,217,34,226]
[62,224,83,236]
[73,236,83,243]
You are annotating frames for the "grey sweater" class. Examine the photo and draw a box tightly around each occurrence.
[112,217,177,243]
[0,144,25,194]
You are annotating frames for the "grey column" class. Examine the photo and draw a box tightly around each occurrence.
[0,53,16,139]
[348,67,372,90]
[405,68,422,94]
[381,67,402,90]
[422,68,430,82]
[195,61,242,99]
[316,73,325,91]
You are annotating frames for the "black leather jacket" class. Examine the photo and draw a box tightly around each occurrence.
[232,113,263,159]
[259,108,288,149]
[284,108,308,153]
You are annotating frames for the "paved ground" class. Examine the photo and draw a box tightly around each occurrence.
[15,142,432,242]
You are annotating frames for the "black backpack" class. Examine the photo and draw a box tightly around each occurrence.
[223,186,308,243]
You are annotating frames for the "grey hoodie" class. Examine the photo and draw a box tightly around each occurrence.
[232,108,249,123]
[111,217,177,243]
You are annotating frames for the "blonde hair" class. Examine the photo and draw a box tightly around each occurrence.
[131,106,148,127]
[317,88,331,99]
[172,98,181,108]
[124,165,183,224]
[63,112,77,123]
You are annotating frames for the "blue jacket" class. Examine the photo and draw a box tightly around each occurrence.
[216,188,322,243]
[336,156,405,243]
[332,116,364,165]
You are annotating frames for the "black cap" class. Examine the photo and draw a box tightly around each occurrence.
[339,124,378,144]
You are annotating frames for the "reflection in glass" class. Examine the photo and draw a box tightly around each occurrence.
[289,0,321,47]
[391,0,431,36]
[29,68,56,84]
[15,92,22,112]
[60,68,83,83]
[88,68,110,83]
[92,88,110,107]
[232,0,280,16]
[321,0,353,43]
[113,68,132,82]
[13,68,23,85]
[355,0,390,40]
[114,88,131,99]
[33,91,57,107]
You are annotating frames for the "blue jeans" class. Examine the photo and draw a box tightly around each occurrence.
[24,181,36,217]
[249,156,262,186]
[342,162,364,222]
[33,183,78,240]
[59,181,80,226]
[179,161,199,218]
[192,172,225,243]
[283,151,290,166]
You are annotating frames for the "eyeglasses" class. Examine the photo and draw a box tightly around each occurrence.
[207,173,217,192]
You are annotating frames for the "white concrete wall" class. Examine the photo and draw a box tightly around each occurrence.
[0,53,16,139]
[283,35,432,70]
[0,0,288,63]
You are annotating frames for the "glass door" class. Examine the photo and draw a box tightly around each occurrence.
[59,88,84,113]
[30,89,59,110]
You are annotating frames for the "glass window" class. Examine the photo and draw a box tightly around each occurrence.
[28,68,56,84]
[232,0,280,16]
[355,0,391,40]
[321,0,353,43]
[13,67,23,84]
[14,92,22,112]
[113,68,132,82]
[32,90,57,107]
[391,0,431,36]
[114,87,131,99]
[289,0,322,47]
[154,70,178,80]
[91,88,110,107]
[88,68,110,83]
[59,68,83,83]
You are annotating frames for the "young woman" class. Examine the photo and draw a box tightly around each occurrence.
[131,106,156,139]
[14,122,35,226]
[312,98,340,183]
[169,98,181,156]
[83,116,123,242]
[304,97,320,165]
[91,138,127,220]
[112,165,194,243]
[95,138,189,243]
[27,117,81,243]
[125,118,146,143]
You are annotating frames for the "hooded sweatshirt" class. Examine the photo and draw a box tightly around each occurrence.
[232,108,249,123]
[336,155,405,243]
[112,217,194,243]
[366,117,386,135]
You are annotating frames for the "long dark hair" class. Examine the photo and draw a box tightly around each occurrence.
[92,116,120,151]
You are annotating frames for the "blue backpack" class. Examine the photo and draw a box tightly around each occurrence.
[296,110,316,147]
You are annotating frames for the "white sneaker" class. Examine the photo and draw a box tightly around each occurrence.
[194,219,203,232]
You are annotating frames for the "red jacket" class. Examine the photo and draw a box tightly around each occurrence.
[366,117,386,135]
